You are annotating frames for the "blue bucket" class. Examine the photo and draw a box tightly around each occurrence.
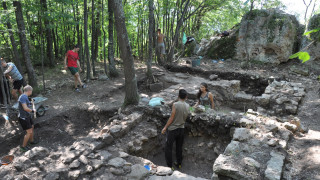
[192,59,201,67]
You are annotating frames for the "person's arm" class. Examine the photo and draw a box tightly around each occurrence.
[161,104,176,134]
[21,103,35,113]
[4,65,13,75]
[64,53,68,70]
[193,100,199,107]
[77,60,82,72]
[209,92,215,109]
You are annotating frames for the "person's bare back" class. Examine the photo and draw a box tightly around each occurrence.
[158,33,165,43]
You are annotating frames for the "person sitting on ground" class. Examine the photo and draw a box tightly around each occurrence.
[18,85,37,152]
[1,58,24,100]
[162,89,190,170]
[194,82,215,109]
[64,44,87,92]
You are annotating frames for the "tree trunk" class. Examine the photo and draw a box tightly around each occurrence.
[110,0,139,105]
[102,0,108,74]
[40,0,55,67]
[2,1,23,73]
[13,1,37,87]
[147,0,155,78]
[93,0,101,76]
[91,0,96,77]
[108,0,118,77]
[84,0,91,81]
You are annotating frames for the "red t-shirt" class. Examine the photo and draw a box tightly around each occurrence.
[67,50,79,67]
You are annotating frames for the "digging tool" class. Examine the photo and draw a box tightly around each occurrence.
[31,99,36,119]
[0,155,14,167]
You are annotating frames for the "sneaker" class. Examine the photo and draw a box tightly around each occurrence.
[75,88,80,92]
[20,146,30,152]
[28,141,38,146]
[82,84,87,88]
[174,162,181,169]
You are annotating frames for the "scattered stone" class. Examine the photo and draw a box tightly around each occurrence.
[97,150,112,162]
[84,165,93,174]
[224,141,241,155]
[156,166,173,176]
[14,156,31,172]
[68,170,81,180]
[44,172,60,180]
[265,151,285,180]
[91,159,103,170]
[108,157,126,168]
[98,74,109,81]
[120,152,129,158]
[267,139,279,147]
[232,128,254,141]
[69,160,81,169]
[284,122,298,133]
[79,155,89,165]
[24,147,49,160]
[127,164,150,180]
[100,133,114,145]
[209,74,218,81]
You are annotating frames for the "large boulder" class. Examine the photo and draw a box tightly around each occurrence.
[235,9,299,64]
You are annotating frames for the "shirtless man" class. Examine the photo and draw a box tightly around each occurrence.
[157,29,166,60]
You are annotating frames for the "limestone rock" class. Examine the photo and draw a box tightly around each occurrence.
[109,125,122,137]
[156,166,173,176]
[284,122,298,133]
[213,154,247,179]
[100,133,114,145]
[209,74,218,81]
[24,147,49,160]
[233,128,254,141]
[14,156,31,171]
[236,9,299,64]
[97,150,112,162]
[68,170,81,180]
[79,155,89,165]
[69,160,81,169]
[43,172,59,180]
[301,14,320,62]
[242,157,260,169]
[224,141,241,155]
[127,164,150,180]
[265,151,285,180]
[108,157,126,168]
[98,74,109,81]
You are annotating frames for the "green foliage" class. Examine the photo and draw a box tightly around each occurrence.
[289,52,310,63]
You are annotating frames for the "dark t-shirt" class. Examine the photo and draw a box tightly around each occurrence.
[18,94,31,119]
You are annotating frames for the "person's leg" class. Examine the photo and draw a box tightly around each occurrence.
[176,128,184,166]
[75,72,84,87]
[74,74,78,89]
[22,129,32,147]
[165,130,176,168]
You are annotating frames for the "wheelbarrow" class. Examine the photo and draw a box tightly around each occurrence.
[12,97,49,117]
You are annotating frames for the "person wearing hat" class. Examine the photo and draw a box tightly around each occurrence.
[1,57,24,100]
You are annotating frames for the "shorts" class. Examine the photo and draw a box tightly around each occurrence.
[158,43,166,55]
[13,79,24,90]
[68,67,79,75]
[19,116,34,130]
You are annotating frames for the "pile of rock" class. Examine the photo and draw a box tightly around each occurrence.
[212,109,305,180]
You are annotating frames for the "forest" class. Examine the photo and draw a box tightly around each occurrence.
[0,0,286,93]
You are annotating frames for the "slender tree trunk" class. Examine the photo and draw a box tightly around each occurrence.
[102,0,108,74]
[108,0,118,77]
[13,1,37,87]
[91,0,96,77]
[147,0,155,78]
[2,2,23,73]
[110,0,139,105]
[84,0,91,81]
[40,0,55,67]
[93,0,101,75]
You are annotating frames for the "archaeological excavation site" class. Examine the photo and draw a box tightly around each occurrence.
[1,6,320,180]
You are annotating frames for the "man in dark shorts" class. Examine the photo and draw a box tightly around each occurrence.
[64,44,87,92]
[18,85,37,152]
[1,58,24,100]
[162,89,190,170]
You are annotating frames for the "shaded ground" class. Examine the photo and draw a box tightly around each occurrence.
[0,58,319,179]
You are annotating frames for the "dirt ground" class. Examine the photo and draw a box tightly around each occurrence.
[1,58,320,179]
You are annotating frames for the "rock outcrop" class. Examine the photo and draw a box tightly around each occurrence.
[301,13,320,62]
[235,9,300,64]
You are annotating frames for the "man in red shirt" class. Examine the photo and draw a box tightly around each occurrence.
[64,44,87,92]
